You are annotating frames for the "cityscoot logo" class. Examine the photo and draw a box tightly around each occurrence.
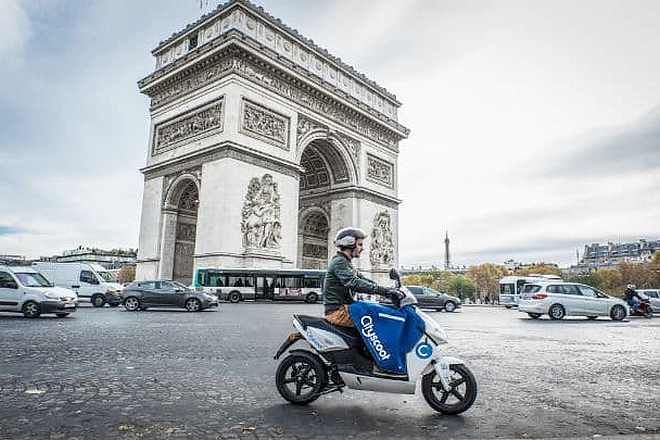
[359,315,391,361]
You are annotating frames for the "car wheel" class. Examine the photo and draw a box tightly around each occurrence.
[444,301,457,313]
[610,304,626,321]
[124,297,141,311]
[91,295,105,308]
[22,301,41,318]
[527,313,541,319]
[185,298,201,312]
[56,313,70,318]
[305,292,318,303]
[228,291,241,303]
[548,304,565,320]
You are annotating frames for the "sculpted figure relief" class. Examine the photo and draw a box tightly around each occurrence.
[369,211,394,266]
[241,174,282,250]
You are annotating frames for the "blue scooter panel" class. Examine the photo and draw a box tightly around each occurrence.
[348,302,425,374]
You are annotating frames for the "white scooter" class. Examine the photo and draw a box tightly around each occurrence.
[274,269,477,414]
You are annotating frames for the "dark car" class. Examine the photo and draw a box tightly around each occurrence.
[380,285,461,312]
[122,280,219,312]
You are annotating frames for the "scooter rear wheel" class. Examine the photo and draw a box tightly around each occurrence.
[422,363,477,415]
[276,353,327,405]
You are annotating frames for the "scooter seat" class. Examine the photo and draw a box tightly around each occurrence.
[293,314,361,345]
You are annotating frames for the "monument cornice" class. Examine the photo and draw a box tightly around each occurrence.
[140,141,304,180]
[140,42,407,151]
[300,186,401,209]
[148,0,400,104]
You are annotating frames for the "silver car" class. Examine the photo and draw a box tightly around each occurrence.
[518,282,627,321]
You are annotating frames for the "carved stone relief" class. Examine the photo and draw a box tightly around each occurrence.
[366,154,393,188]
[241,174,282,250]
[240,99,289,149]
[369,211,394,266]
[153,99,224,154]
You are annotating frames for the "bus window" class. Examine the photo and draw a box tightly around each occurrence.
[303,277,322,289]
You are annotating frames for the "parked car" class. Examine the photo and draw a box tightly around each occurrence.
[518,282,627,321]
[635,289,660,311]
[122,280,219,312]
[381,285,461,312]
[0,265,78,318]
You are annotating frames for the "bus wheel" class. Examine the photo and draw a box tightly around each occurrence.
[228,291,241,303]
[305,292,318,303]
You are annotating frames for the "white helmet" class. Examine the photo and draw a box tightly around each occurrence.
[334,227,367,249]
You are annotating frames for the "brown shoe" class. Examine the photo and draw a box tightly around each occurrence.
[372,364,407,379]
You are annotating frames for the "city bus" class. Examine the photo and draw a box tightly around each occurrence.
[192,267,326,304]
[498,274,562,308]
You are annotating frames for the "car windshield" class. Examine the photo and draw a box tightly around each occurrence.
[170,281,189,290]
[15,272,53,287]
[97,271,117,283]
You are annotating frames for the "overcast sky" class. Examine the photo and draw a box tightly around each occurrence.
[1,0,659,268]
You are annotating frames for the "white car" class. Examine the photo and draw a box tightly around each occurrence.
[518,282,627,321]
[0,265,78,318]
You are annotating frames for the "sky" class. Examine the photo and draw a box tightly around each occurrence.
[1,0,659,269]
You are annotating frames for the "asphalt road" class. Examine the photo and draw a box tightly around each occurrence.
[0,303,659,439]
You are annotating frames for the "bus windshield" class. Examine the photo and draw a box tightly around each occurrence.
[193,267,326,304]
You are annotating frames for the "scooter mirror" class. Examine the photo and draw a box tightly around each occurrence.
[389,268,401,287]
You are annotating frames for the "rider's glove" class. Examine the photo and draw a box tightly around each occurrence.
[387,288,404,300]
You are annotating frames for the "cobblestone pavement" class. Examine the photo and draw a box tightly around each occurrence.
[0,303,659,439]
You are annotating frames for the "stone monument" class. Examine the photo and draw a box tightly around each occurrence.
[135,0,409,285]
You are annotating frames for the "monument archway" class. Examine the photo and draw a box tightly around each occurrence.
[135,0,409,283]
[158,175,199,285]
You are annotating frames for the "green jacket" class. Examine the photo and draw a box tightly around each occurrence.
[323,252,381,314]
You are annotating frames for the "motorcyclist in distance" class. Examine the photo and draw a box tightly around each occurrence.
[623,284,642,311]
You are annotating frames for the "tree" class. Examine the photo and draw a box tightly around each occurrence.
[465,263,508,301]
[596,268,623,296]
[446,275,476,300]
[516,263,562,277]
[618,262,657,290]
[118,265,136,283]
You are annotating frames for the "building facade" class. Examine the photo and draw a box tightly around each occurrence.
[135,0,409,284]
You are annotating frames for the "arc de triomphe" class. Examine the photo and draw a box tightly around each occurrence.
[135,0,409,285]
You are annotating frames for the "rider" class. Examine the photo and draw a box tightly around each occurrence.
[623,284,642,311]
[323,227,400,327]
[323,227,405,377]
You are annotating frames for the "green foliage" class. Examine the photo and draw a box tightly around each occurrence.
[118,265,136,283]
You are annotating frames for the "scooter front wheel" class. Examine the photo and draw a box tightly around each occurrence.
[422,363,477,415]
[275,353,327,405]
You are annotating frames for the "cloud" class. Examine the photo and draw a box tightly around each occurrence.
[0,0,30,60]
[547,105,660,176]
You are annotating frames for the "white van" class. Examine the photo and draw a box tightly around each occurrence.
[32,262,123,307]
[0,265,78,318]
